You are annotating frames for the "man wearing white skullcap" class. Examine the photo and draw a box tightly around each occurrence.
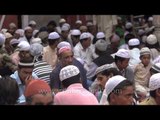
[75,20,82,29]
[54,65,98,105]
[128,38,141,70]
[146,34,159,60]
[56,18,66,34]
[69,29,81,47]
[140,73,160,105]
[30,38,42,44]
[14,29,24,39]
[112,49,134,82]
[74,32,95,72]
[28,20,37,31]
[134,47,152,92]
[124,22,134,37]
[18,26,33,44]
[61,25,70,42]
[104,75,134,105]
[43,32,60,69]
[8,22,17,36]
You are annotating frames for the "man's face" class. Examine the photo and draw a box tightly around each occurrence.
[112,86,134,105]
[60,50,73,67]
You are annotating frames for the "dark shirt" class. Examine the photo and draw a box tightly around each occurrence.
[50,58,88,90]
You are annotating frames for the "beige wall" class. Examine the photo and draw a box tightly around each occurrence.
[22,15,61,29]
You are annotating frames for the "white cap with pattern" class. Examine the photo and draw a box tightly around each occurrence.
[48,32,60,39]
[149,73,160,91]
[59,65,80,81]
[115,49,130,58]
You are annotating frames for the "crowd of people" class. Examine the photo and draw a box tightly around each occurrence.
[0,15,160,105]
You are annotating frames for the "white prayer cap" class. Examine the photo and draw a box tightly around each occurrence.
[105,75,126,99]
[110,33,120,43]
[0,33,6,45]
[146,34,157,45]
[59,18,66,23]
[80,32,90,40]
[95,39,107,51]
[48,32,60,39]
[151,63,160,73]
[76,20,82,24]
[18,41,30,51]
[57,41,71,49]
[4,32,12,39]
[128,38,140,46]
[24,26,32,31]
[149,73,160,91]
[96,32,105,39]
[15,29,24,37]
[71,29,81,36]
[125,22,133,29]
[63,23,70,29]
[61,25,69,31]
[148,17,153,22]
[29,20,36,25]
[10,38,19,45]
[86,22,93,26]
[96,64,114,75]
[115,49,130,58]
[117,16,122,20]
[31,38,42,44]
[140,47,151,56]
[59,65,80,81]
[138,29,145,36]
[30,43,43,57]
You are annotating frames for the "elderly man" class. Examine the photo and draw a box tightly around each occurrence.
[54,65,98,105]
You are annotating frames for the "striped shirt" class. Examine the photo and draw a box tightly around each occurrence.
[33,61,53,84]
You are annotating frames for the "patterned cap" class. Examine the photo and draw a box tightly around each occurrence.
[149,73,160,91]
[59,65,80,81]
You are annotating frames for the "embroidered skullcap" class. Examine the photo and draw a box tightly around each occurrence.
[115,49,130,58]
[24,79,51,97]
[96,64,114,75]
[140,47,151,56]
[58,46,72,55]
[59,65,80,81]
[149,73,160,91]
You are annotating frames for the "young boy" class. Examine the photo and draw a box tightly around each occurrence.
[134,47,152,93]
